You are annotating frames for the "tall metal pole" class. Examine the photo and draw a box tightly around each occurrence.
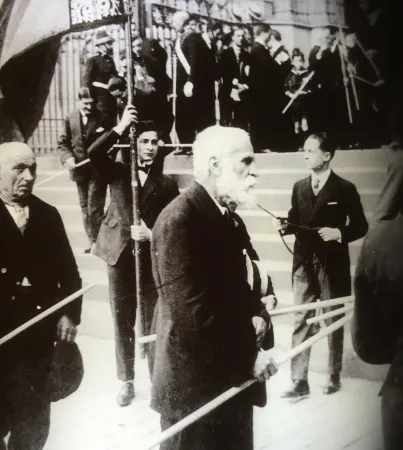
[123,0,146,358]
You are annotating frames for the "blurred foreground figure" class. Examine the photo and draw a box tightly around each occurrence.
[353,150,403,450]
[151,126,277,450]
[0,143,82,450]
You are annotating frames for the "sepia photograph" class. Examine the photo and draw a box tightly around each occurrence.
[0,0,402,449]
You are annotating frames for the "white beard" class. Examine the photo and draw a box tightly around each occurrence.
[216,172,257,208]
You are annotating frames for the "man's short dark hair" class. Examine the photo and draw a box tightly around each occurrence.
[136,121,160,139]
[78,87,93,100]
[270,29,282,42]
[108,76,127,93]
[291,48,305,61]
[308,132,336,159]
[254,23,271,37]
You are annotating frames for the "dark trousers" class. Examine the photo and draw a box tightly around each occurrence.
[291,261,344,381]
[76,177,107,244]
[108,245,137,381]
[107,244,158,381]
[220,97,249,131]
[0,333,53,450]
[160,403,253,450]
[176,92,215,144]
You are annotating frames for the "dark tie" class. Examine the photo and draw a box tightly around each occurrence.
[138,165,151,174]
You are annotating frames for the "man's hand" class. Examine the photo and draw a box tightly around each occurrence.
[131,221,152,242]
[252,316,268,349]
[366,49,378,60]
[184,81,194,98]
[65,157,76,170]
[262,295,278,312]
[114,105,138,135]
[253,353,279,382]
[318,227,341,242]
[57,315,77,342]
[272,217,287,232]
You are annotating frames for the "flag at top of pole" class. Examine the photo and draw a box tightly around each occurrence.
[0,0,125,143]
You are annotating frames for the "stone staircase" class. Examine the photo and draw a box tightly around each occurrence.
[34,149,391,381]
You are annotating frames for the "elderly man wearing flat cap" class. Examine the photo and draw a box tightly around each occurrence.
[0,142,82,450]
[83,29,118,118]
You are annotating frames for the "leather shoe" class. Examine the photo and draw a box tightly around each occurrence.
[322,374,341,395]
[117,381,135,407]
[281,380,310,399]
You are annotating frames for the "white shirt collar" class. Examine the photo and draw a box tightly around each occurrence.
[311,168,332,188]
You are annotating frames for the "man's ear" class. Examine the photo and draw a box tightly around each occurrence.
[208,156,221,176]
[324,152,332,162]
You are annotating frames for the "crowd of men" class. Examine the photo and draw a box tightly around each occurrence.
[80,4,394,155]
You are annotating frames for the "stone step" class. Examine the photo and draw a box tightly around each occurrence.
[36,166,387,191]
[163,149,391,170]
[75,259,355,301]
[35,185,381,213]
[36,149,391,172]
[58,203,373,233]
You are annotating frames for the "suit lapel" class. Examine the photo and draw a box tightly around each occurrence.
[71,111,82,139]
[311,171,339,219]
[299,177,314,224]
[140,171,159,207]
[86,114,98,143]
[0,200,24,240]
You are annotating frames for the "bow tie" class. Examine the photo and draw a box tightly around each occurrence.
[138,165,151,174]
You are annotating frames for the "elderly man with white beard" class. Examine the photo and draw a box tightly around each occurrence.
[150,126,278,450]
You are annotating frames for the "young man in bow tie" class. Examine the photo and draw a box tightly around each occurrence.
[273,132,368,398]
[88,107,179,407]
[0,142,82,450]
[58,87,111,253]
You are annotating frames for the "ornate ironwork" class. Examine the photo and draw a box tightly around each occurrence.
[70,0,124,26]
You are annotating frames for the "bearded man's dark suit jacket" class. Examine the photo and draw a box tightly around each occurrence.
[88,129,179,380]
[0,195,82,450]
[248,41,278,152]
[151,182,273,450]
[58,109,110,244]
[219,45,250,130]
[175,31,217,144]
[352,150,403,450]
[283,171,368,381]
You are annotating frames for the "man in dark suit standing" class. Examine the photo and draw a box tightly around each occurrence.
[267,29,293,151]
[88,107,179,407]
[83,29,118,117]
[58,87,110,253]
[219,28,250,130]
[151,126,278,450]
[274,132,368,398]
[172,11,217,147]
[0,142,82,450]
[248,24,276,152]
